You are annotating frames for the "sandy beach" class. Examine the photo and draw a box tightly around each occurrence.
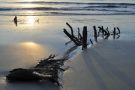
[0,0,135,90]
[63,40,135,90]
[0,15,135,90]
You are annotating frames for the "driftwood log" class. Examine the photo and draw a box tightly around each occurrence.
[6,54,67,86]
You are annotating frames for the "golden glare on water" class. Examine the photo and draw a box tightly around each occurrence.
[25,16,38,25]
[26,16,34,24]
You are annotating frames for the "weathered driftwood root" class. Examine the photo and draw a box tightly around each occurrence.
[63,22,82,46]
[35,55,65,68]
[64,23,121,50]
[64,23,89,50]
[93,26,120,41]
[97,26,110,39]
[6,54,67,86]
[63,29,81,46]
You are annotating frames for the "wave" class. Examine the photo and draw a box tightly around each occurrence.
[4,1,135,5]
[0,2,135,15]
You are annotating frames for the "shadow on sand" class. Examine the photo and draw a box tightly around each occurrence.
[82,49,135,90]
[4,81,61,90]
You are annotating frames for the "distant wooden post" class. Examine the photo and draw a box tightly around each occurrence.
[116,27,120,39]
[82,26,87,50]
[116,27,120,35]
[93,26,98,42]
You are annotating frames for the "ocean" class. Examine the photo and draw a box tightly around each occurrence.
[0,0,135,16]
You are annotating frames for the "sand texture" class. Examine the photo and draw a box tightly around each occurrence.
[63,40,135,90]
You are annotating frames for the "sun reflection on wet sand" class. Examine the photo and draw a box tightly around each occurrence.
[25,16,37,25]
[18,42,43,50]
[22,42,37,46]
[0,42,51,70]
[14,42,52,68]
[17,42,49,59]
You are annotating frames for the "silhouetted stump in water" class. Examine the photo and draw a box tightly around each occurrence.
[14,16,18,26]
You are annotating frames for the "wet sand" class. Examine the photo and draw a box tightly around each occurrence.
[0,15,135,90]
[63,40,135,90]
